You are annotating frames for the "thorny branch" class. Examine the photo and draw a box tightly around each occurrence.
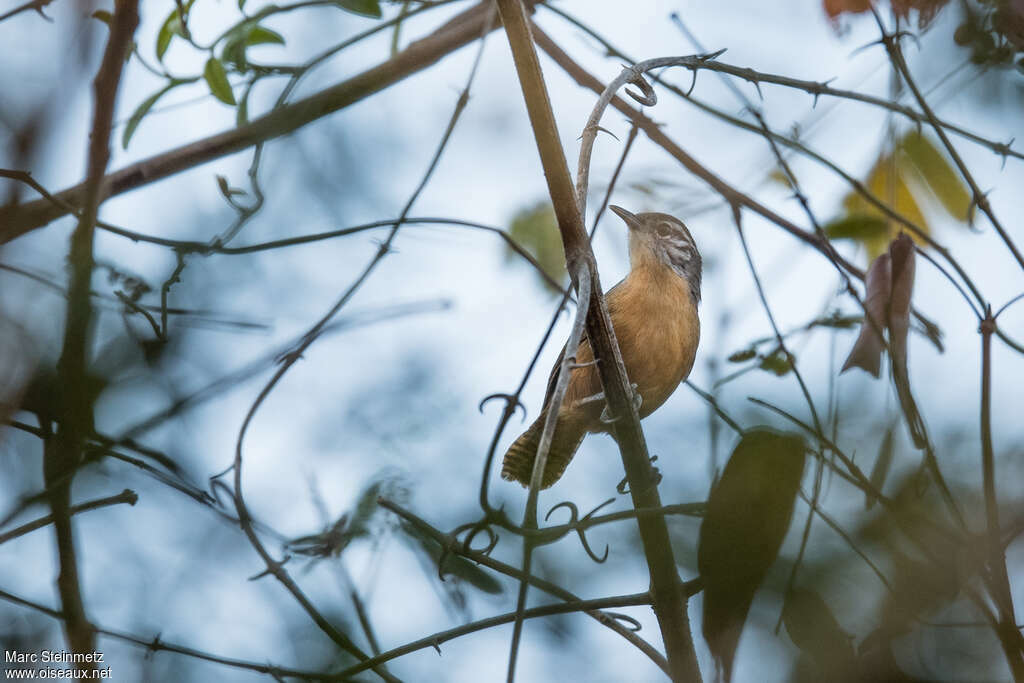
[379,498,677,674]
[870,9,1024,274]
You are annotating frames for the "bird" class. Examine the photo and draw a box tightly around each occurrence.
[501,205,702,488]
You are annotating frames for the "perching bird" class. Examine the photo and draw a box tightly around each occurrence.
[501,205,702,488]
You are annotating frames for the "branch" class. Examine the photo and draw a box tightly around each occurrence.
[496,2,701,679]
[227,14,496,680]
[0,587,347,681]
[0,0,53,23]
[979,308,1024,679]
[379,499,677,673]
[507,268,591,680]
[548,4,1024,163]
[0,0,519,243]
[871,11,1024,274]
[336,592,655,679]
[0,489,137,546]
[530,22,949,354]
[46,0,138,665]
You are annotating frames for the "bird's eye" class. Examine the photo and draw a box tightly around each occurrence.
[655,222,674,238]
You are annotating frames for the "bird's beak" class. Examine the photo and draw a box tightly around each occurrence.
[609,205,640,230]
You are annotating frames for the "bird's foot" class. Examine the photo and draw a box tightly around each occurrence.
[616,455,661,495]
[573,390,606,409]
[598,384,642,423]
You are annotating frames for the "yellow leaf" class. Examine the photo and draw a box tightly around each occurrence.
[834,135,932,259]
[899,131,971,221]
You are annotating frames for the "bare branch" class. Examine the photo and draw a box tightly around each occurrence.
[0,0,518,243]
[46,0,138,665]
[0,489,137,545]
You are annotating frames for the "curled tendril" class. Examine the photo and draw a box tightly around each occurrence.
[888,29,922,50]
[684,67,699,97]
[620,65,657,106]
[208,478,235,507]
[455,520,500,556]
[606,611,643,632]
[478,392,526,422]
[545,498,615,563]
[209,462,235,482]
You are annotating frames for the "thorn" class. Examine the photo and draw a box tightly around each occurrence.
[700,47,727,61]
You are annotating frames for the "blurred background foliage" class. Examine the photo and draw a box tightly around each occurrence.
[2,0,1024,681]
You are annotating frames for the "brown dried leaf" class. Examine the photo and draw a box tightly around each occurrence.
[887,233,915,369]
[887,233,925,446]
[841,252,891,377]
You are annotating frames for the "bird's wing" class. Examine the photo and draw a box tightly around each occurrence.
[539,280,625,410]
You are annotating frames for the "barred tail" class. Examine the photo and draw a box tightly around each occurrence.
[501,412,585,489]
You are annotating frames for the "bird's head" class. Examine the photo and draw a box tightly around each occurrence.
[610,205,702,304]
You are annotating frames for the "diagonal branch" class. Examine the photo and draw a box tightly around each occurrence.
[0,489,137,546]
[0,0,525,243]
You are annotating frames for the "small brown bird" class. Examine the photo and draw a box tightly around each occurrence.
[501,205,702,488]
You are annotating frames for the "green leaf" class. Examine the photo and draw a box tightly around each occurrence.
[222,25,286,71]
[246,26,285,46]
[92,10,112,27]
[759,349,793,376]
[506,200,566,293]
[783,589,855,675]
[203,57,236,105]
[156,1,194,61]
[823,214,889,242]
[236,87,250,127]
[156,15,177,60]
[334,0,382,18]
[727,348,757,363]
[808,312,861,330]
[699,429,806,682]
[122,81,182,149]
[866,422,897,509]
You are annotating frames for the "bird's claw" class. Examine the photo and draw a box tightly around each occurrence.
[599,384,642,423]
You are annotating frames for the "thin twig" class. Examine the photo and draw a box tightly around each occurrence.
[0,0,520,242]
[869,9,1024,273]
[545,4,1024,164]
[0,587,348,681]
[228,12,495,681]
[379,499,674,673]
[507,268,591,680]
[0,0,53,23]
[979,307,1024,679]
[0,489,137,545]
[334,592,657,679]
